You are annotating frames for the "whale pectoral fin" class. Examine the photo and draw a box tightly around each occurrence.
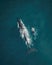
[21,33,24,39]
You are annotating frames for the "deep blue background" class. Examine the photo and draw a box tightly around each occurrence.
[0,0,52,65]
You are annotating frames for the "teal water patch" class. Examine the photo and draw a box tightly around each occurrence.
[0,0,52,65]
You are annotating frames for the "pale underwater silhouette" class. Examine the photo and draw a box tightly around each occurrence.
[17,18,38,54]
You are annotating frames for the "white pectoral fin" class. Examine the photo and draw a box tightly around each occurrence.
[20,32,24,39]
[21,33,24,38]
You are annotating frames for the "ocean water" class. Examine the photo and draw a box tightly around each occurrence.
[0,0,52,65]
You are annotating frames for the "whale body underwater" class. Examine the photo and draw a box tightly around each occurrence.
[17,18,38,53]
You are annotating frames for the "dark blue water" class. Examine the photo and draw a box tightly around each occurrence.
[0,0,52,65]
